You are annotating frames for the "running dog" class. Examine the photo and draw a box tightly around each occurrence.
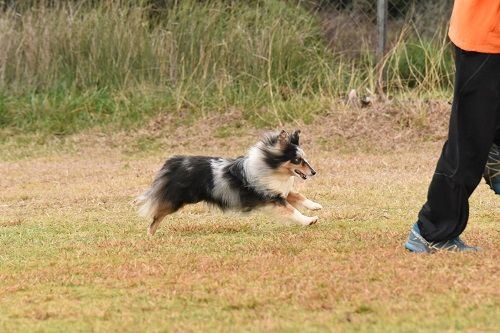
[135,130,322,235]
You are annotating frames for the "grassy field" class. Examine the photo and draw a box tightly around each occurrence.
[0,1,497,332]
[1,116,498,332]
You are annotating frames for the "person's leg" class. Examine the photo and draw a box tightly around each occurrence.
[417,47,500,243]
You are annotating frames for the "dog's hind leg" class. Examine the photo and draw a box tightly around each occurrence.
[148,203,181,236]
[270,201,318,226]
[286,191,323,211]
[148,214,166,236]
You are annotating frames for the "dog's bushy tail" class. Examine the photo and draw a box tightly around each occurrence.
[134,189,157,219]
[134,169,169,219]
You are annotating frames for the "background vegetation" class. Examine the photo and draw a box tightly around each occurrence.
[2,2,498,332]
[0,0,454,137]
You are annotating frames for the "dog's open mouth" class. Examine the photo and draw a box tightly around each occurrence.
[294,169,308,180]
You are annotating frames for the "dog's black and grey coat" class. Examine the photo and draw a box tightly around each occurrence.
[136,130,319,235]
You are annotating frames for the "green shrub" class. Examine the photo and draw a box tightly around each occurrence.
[386,37,454,94]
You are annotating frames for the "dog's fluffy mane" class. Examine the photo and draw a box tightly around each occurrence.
[253,130,301,169]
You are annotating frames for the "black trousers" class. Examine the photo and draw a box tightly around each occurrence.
[417,46,500,243]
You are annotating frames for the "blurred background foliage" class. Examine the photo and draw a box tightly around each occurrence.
[0,0,454,135]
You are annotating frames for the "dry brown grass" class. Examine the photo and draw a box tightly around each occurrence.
[1,99,452,160]
[0,113,498,332]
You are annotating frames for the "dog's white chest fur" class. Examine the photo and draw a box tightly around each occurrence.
[263,175,295,196]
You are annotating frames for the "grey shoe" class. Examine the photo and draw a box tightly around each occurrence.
[405,223,480,253]
[405,223,431,253]
[450,237,480,252]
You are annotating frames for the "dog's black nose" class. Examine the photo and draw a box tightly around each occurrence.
[311,170,316,176]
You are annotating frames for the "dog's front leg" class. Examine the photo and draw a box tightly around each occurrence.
[272,201,318,226]
[287,191,323,211]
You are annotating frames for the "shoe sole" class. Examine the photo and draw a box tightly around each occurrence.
[406,241,480,253]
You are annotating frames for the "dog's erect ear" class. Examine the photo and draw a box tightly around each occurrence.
[278,130,289,146]
[290,129,301,145]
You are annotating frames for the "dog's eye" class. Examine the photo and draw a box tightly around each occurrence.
[291,157,302,164]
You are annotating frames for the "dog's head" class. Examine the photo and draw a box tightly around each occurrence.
[259,129,316,180]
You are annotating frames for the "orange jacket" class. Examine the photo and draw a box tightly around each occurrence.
[448,0,500,53]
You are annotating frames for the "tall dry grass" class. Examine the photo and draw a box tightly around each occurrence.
[0,0,454,136]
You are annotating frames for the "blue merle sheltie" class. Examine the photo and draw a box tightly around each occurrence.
[135,130,322,235]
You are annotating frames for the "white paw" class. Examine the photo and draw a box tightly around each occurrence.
[303,216,319,226]
[304,200,323,211]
